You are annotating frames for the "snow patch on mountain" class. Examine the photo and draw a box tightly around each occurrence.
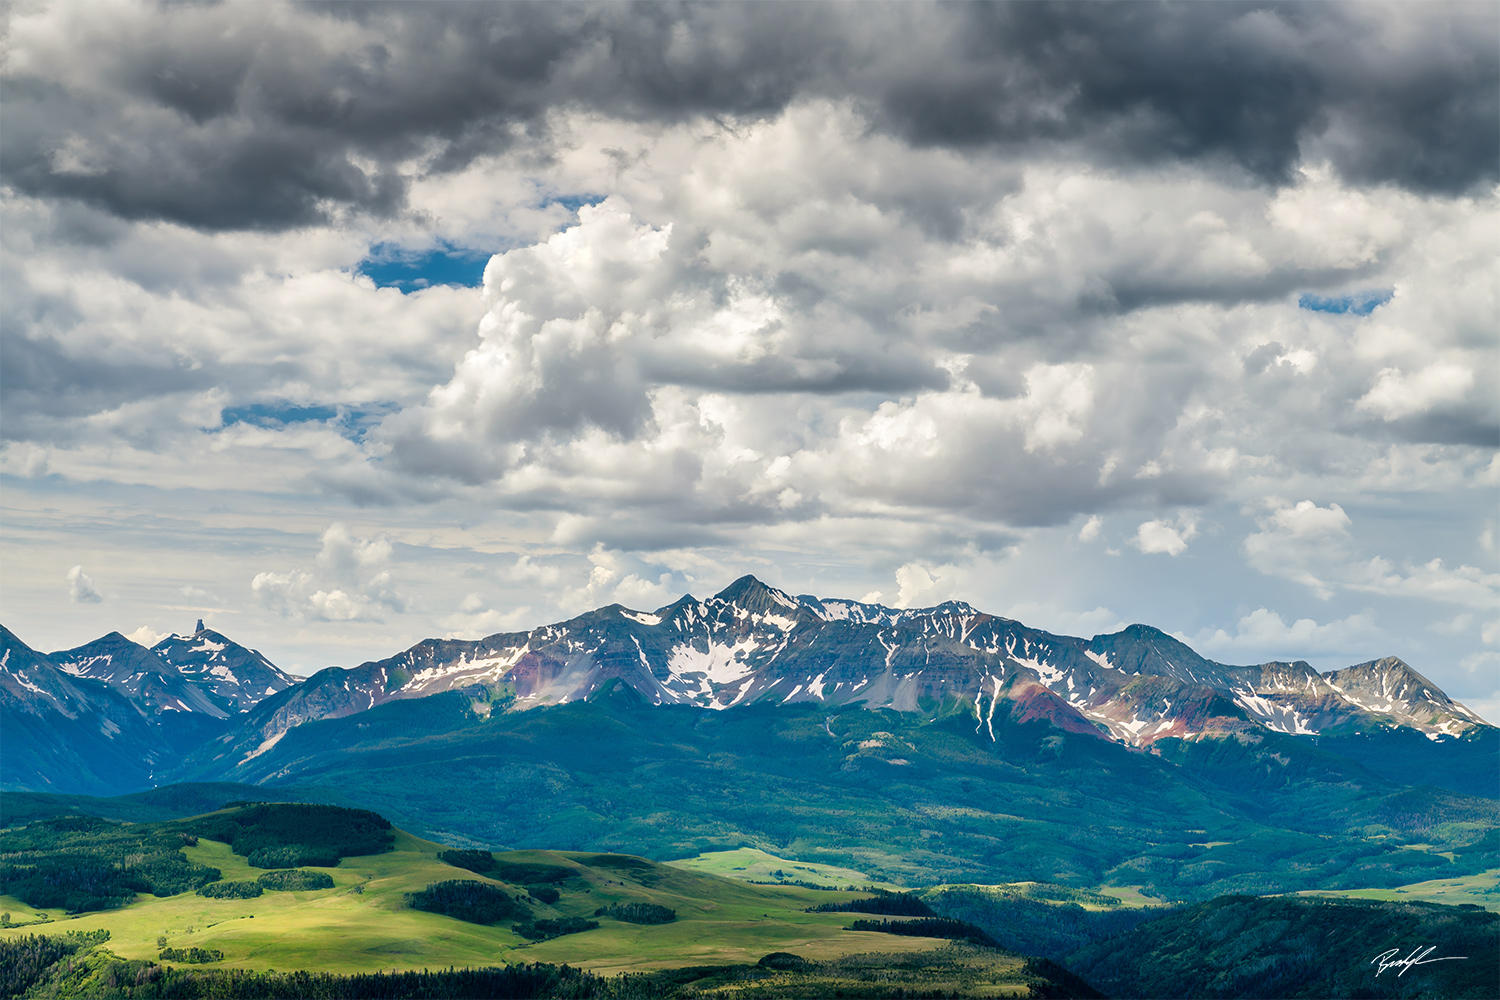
[667,639,758,685]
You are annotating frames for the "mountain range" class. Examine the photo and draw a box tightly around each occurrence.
[3,576,1490,795]
[1,622,293,794]
[4,576,1496,898]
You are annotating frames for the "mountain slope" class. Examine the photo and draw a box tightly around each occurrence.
[1324,656,1489,735]
[0,626,165,794]
[5,576,1492,803]
[49,632,228,717]
[166,680,1497,901]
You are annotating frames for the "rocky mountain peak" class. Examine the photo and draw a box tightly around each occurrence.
[711,574,804,616]
[1321,656,1486,736]
[49,630,230,719]
[150,628,295,714]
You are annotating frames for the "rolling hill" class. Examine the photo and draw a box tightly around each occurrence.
[2,801,1492,999]
[0,801,1079,997]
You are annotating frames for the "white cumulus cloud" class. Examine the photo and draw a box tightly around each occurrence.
[1184,608,1382,661]
[1357,363,1476,422]
[251,524,408,623]
[1133,516,1199,556]
[65,564,103,603]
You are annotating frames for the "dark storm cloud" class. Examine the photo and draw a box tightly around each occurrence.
[4,2,1493,233]
[888,3,1499,193]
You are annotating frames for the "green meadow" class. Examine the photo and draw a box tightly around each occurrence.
[665,847,907,891]
[4,798,1492,999]
[1292,866,1500,912]
[0,825,954,976]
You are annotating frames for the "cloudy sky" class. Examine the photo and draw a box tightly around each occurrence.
[2,1,1496,717]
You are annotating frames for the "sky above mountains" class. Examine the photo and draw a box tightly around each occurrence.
[2,2,1496,719]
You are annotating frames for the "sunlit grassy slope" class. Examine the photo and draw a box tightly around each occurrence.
[1293,867,1500,912]
[0,825,952,975]
[665,847,907,891]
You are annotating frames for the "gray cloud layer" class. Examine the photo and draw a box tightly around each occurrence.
[4,2,1495,234]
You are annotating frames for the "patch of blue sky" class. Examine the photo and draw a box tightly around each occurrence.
[542,193,604,213]
[357,243,492,292]
[1297,289,1393,315]
[356,198,600,293]
[220,401,397,442]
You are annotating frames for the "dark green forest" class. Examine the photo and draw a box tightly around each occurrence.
[255,869,335,891]
[921,886,1163,959]
[596,902,677,924]
[809,892,935,917]
[0,817,218,912]
[195,880,262,899]
[187,803,393,868]
[515,916,600,941]
[847,916,1001,947]
[404,879,531,925]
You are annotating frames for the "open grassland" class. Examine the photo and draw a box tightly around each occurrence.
[0,829,951,976]
[1089,884,1161,908]
[665,847,906,891]
[1292,867,1500,912]
[0,894,55,926]
[670,849,1164,914]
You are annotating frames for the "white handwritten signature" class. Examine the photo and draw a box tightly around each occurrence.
[1371,946,1468,977]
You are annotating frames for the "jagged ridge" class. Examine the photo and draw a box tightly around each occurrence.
[3,576,1491,794]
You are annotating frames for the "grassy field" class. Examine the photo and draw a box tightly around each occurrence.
[0,894,56,927]
[1292,867,1500,912]
[665,847,907,891]
[0,829,952,976]
[928,880,1142,912]
[1089,884,1162,909]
